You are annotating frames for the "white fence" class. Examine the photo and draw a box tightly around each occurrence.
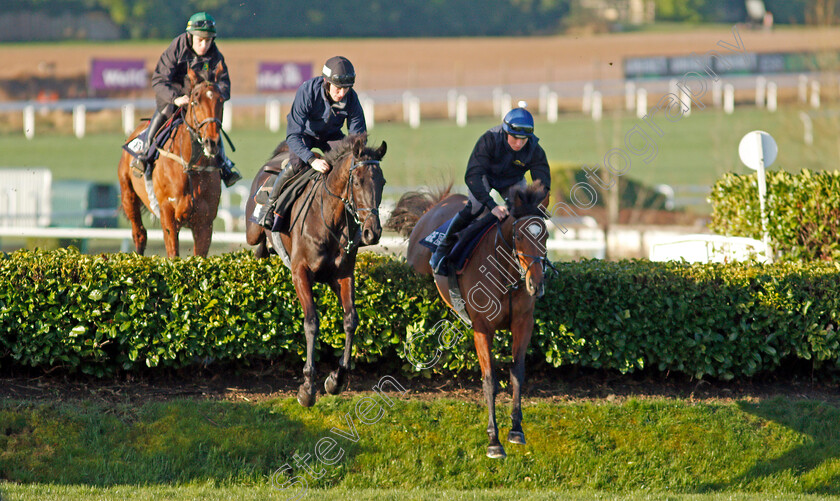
[1,72,823,138]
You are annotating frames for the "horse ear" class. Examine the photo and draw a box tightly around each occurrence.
[214,62,224,82]
[376,141,387,159]
[534,180,550,210]
[352,136,365,158]
[187,67,198,87]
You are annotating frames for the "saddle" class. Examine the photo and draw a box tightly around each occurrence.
[122,114,182,175]
[422,213,498,273]
[251,152,319,233]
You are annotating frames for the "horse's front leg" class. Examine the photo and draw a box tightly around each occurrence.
[292,267,319,407]
[325,275,357,395]
[474,322,504,458]
[159,204,180,257]
[508,312,535,446]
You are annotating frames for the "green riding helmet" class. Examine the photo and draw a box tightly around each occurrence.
[186,12,216,36]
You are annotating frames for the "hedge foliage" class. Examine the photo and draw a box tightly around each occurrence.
[1,249,839,380]
[709,169,840,261]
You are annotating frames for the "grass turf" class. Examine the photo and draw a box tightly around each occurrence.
[1,395,839,497]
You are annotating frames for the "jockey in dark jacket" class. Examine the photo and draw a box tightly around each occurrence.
[131,12,241,187]
[259,56,367,228]
[430,104,551,274]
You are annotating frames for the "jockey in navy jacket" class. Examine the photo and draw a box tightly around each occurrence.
[285,75,366,168]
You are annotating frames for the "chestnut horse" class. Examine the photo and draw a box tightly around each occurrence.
[244,134,387,407]
[118,64,225,257]
[387,182,550,458]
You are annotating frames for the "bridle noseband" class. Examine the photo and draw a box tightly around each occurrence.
[494,215,555,290]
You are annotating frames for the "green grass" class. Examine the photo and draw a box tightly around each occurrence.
[1,395,840,499]
[3,105,839,192]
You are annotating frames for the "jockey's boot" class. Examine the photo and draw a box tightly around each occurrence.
[258,166,296,229]
[429,212,470,275]
[130,110,165,177]
[219,154,242,188]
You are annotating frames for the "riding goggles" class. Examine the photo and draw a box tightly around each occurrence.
[507,123,533,139]
[330,73,356,86]
[188,19,216,31]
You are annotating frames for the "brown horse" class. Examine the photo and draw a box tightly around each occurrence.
[118,65,225,257]
[244,134,387,407]
[387,181,550,458]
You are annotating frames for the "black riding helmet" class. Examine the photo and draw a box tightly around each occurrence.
[322,56,356,88]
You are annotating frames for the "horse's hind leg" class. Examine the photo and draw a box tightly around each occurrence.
[118,163,148,254]
[508,316,534,445]
[293,268,319,407]
[325,276,357,395]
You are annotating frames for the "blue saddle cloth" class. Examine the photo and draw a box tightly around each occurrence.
[421,213,498,272]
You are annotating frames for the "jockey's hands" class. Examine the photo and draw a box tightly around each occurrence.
[310,158,331,174]
[174,95,189,107]
[491,206,509,220]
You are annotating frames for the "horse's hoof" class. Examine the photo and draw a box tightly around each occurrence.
[297,386,316,407]
[508,431,526,445]
[324,373,346,395]
[486,445,507,459]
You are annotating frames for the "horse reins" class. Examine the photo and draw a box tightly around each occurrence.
[320,159,382,253]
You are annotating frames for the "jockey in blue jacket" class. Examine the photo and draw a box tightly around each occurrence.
[430,104,551,274]
[258,56,366,228]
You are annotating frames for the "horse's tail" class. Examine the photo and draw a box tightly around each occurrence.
[385,182,453,237]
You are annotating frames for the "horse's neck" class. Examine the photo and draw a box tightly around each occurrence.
[318,159,353,229]
[481,216,518,275]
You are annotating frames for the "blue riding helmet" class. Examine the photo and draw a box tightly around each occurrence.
[502,107,535,139]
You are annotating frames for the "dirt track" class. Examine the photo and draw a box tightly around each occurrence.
[4,27,840,96]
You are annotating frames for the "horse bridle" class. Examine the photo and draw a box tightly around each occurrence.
[494,215,556,290]
[183,81,234,167]
[321,159,382,252]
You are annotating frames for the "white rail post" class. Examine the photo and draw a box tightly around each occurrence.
[455,94,468,127]
[547,92,558,123]
[23,105,35,140]
[73,104,86,139]
[810,81,821,109]
[798,74,808,103]
[635,88,647,119]
[408,96,421,129]
[712,79,723,108]
[122,103,135,135]
[582,82,593,114]
[723,84,735,114]
[591,91,602,121]
[767,82,777,112]
[447,89,457,119]
[755,76,766,108]
[538,84,549,115]
[266,99,282,132]
[625,81,636,111]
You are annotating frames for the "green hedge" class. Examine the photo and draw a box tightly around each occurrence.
[1,249,839,380]
[709,169,840,261]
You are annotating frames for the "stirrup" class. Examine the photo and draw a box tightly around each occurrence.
[223,168,242,188]
[130,156,145,178]
[430,251,449,275]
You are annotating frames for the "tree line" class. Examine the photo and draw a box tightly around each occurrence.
[6,0,831,40]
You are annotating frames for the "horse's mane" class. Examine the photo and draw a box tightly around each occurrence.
[324,133,379,166]
[385,182,454,238]
[509,181,549,219]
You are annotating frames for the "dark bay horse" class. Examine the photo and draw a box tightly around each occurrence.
[245,134,387,407]
[118,65,225,257]
[387,182,550,458]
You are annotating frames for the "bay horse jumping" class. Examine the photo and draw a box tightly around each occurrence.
[117,64,225,257]
[387,182,550,458]
[244,134,387,407]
